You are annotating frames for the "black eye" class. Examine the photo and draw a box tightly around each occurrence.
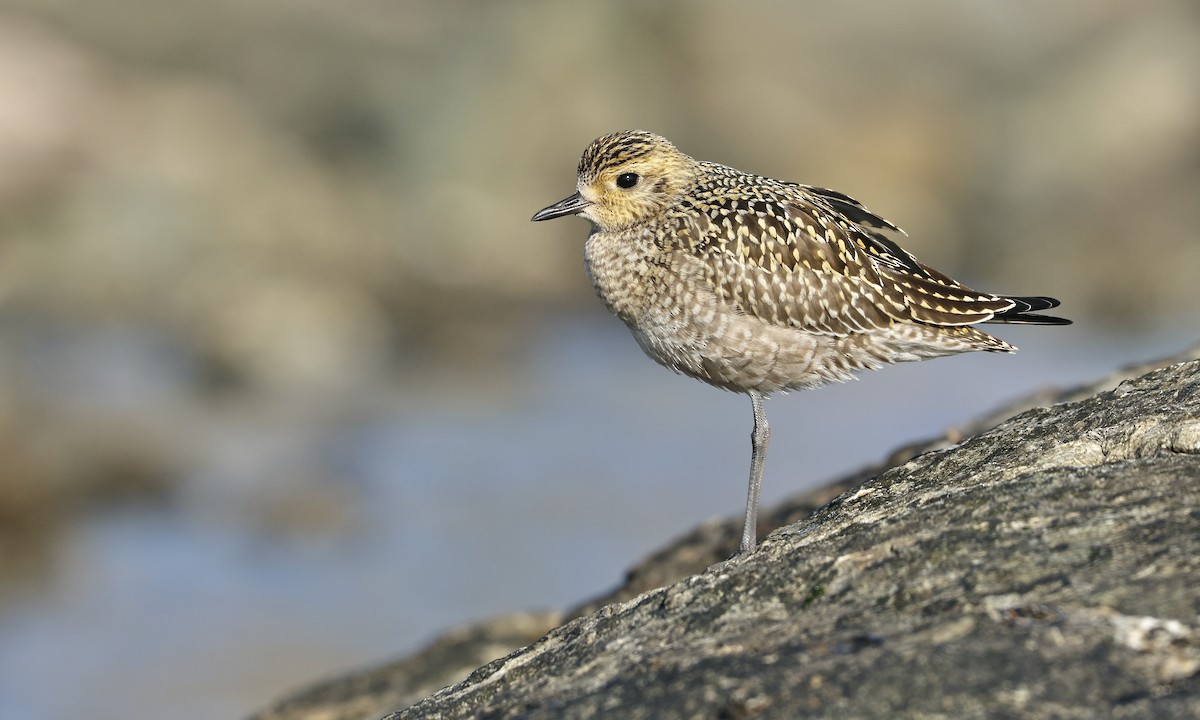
[616,172,640,189]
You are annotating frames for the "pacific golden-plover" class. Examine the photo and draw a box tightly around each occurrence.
[532,130,1070,555]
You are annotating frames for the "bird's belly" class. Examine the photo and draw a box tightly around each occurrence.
[626,309,974,395]
[586,253,829,392]
[583,234,969,394]
[625,304,841,394]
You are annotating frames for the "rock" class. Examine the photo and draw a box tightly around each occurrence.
[567,345,1200,619]
[255,345,1200,719]
[250,612,561,720]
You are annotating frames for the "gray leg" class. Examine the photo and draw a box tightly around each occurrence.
[740,390,770,555]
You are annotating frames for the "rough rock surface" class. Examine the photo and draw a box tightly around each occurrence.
[252,612,562,720]
[253,347,1200,720]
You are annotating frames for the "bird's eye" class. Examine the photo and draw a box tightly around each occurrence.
[616,172,640,189]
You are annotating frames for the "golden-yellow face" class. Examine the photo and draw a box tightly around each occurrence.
[532,131,699,232]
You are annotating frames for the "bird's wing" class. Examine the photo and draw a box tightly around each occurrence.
[680,184,1015,334]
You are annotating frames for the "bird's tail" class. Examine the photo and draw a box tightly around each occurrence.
[987,296,1072,325]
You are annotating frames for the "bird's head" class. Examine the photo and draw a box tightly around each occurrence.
[532,130,698,232]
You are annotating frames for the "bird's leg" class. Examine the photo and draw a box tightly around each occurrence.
[739,390,770,555]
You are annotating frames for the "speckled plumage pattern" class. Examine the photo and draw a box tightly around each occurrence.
[533,130,1070,554]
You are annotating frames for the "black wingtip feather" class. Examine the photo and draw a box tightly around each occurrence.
[988,295,1072,325]
[989,313,1073,326]
[1006,295,1062,312]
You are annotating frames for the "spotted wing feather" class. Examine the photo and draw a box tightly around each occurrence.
[684,178,1020,334]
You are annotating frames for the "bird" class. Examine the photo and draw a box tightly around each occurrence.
[532,130,1070,556]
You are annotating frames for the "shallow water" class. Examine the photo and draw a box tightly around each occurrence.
[0,311,1193,720]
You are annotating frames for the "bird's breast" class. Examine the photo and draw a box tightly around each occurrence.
[583,229,745,383]
[583,228,673,325]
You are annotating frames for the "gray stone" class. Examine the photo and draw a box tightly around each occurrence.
[251,612,561,720]
[254,345,1200,719]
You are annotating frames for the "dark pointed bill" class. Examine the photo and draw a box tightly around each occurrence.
[531,192,591,222]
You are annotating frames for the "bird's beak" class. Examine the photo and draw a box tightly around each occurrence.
[531,192,591,222]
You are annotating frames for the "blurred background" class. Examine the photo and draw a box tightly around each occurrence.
[0,1,1196,718]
